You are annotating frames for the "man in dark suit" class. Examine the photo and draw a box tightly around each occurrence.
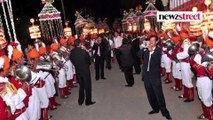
[138,36,172,120]
[92,36,106,80]
[131,35,141,74]
[119,38,135,87]
[70,40,96,106]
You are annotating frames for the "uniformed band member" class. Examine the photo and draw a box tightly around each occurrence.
[177,30,194,102]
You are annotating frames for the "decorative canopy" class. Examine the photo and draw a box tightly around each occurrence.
[74,11,88,28]
[38,3,61,21]
[38,2,64,41]
[143,2,158,17]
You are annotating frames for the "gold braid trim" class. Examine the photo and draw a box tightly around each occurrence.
[0,85,7,97]
[6,83,17,96]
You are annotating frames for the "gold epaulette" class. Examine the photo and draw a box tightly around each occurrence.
[0,83,7,97]
[6,83,18,96]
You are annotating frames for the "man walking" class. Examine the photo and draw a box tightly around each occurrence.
[70,40,96,106]
[119,38,135,87]
[138,35,172,120]
[113,31,123,71]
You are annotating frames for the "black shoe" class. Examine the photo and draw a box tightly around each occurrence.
[101,77,106,80]
[134,72,141,75]
[78,102,83,106]
[125,85,133,87]
[96,78,99,81]
[165,115,172,120]
[85,101,96,106]
[148,110,159,114]
[184,99,194,102]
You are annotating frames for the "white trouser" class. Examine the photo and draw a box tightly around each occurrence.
[40,71,56,98]
[197,77,213,107]
[65,60,74,80]
[162,55,172,73]
[172,61,182,79]
[27,88,41,120]
[34,86,49,108]
[58,68,67,88]
[180,62,193,88]
[16,111,29,120]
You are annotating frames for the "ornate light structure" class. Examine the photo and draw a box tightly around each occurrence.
[201,0,213,38]
[38,0,64,41]
[190,7,202,36]
[144,19,151,31]
[29,18,41,39]
[64,21,72,38]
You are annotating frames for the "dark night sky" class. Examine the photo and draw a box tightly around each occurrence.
[12,0,165,25]
[8,0,164,42]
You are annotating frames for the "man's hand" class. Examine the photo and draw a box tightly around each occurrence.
[6,106,12,118]
[148,46,153,52]
[21,82,28,91]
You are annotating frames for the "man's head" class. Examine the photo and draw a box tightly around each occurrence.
[97,36,102,44]
[73,39,82,47]
[122,38,129,45]
[149,35,158,48]
[114,31,119,37]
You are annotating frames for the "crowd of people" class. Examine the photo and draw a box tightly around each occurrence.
[1,26,213,120]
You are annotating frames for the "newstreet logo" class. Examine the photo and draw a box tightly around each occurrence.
[157,11,203,22]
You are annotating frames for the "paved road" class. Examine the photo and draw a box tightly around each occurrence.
[50,63,201,120]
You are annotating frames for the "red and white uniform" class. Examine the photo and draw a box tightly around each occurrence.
[176,39,194,100]
[190,52,213,120]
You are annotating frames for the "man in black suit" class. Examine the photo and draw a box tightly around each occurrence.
[92,36,106,80]
[103,34,112,70]
[138,36,172,120]
[131,35,141,74]
[70,40,95,106]
[119,38,135,87]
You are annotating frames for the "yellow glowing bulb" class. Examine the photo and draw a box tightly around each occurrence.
[192,7,198,12]
[205,0,212,6]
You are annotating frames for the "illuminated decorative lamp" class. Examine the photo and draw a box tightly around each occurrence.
[38,1,64,41]
[98,29,105,34]
[127,23,133,32]
[205,0,212,11]
[133,23,138,32]
[144,19,151,31]
[161,21,175,32]
[93,28,98,34]
[29,18,41,39]
[190,7,202,36]
[64,21,72,38]
[97,19,105,34]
